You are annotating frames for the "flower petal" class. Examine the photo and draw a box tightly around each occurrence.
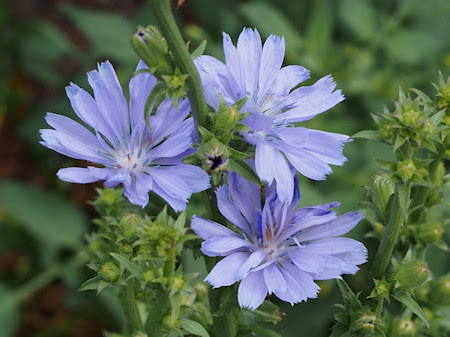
[205,252,250,288]
[202,236,251,257]
[238,270,267,309]
[191,216,239,240]
[264,263,287,294]
[297,212,364,242]
[129,62,157,127]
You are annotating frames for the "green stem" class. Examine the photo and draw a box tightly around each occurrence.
[122,280,144,333]
[371,184,407,279]
[149,0,208,137]
[14,254,85,302]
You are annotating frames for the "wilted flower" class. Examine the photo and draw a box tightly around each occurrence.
[195,28,348,203]
[191,172,367,309]
[41,61,209,210]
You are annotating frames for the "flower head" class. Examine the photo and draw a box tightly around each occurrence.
[191,172,367,309]
[41,61,209,210]
[195,28,348,203]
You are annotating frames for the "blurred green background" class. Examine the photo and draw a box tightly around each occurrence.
[0,0,448,336]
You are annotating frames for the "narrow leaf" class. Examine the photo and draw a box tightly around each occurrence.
[191,40,207,60]
[228,159,261,186]
[110,253,143,278]
[393,290,429,328]
[351,130,381,141]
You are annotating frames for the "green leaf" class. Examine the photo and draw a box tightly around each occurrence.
[392,290,429,328]
[305,0,333,51]
[239,3,302,55]
[173,211,186,229]
[0,181,87,248]
[338,0,377,42]
[61,4,136,63]
[191,40,207,60]
[110,253,143,278]
[0,285,19,337]
[79,276,103,292]
[180,319,210,337]
[228,159,261,186]
[20,21,77,85]
[336,279,362,310]
[352,130,382,141]
[385,29,441,65]
[397,183,411,218]
[244,325,282,337]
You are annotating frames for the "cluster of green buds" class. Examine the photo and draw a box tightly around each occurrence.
[361,75,449,250]
[82,189,211,336]
[338,74,449,337]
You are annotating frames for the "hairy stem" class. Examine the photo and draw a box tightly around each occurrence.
[149,0,208,137]
[122,280,144,333]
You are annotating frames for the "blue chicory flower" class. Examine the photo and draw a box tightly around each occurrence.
[195,28,348,203]
[191,172,367,309]
[40,61,209,210]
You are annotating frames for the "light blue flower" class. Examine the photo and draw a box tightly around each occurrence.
[191,172,367,310]
[195,28,348,203]
[41,61,209,210]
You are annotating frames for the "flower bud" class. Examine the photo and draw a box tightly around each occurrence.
[201,138,229,172]
[429,275,450,305]
[194,281,208,302]
[119,213,139,238]
[215,105,240,131]
[397,160,416,182]
[393,317,417,337]
[380,124,396,140]
[422,120,435,138]
[431,160,445,188]
[100,262,121,282]
[353,310,378,335]
[394,261,428,289]
[417,222,444,244]
[130,26,172,78]
[401,109,420,126]
[371,173,394,214]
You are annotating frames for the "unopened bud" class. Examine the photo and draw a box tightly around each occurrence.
[431,160,445,188]
[201,138,229,172]
[380,124,396,140]
[394,261,428,289]
[393,317,417,337]
[417,222,444,244]
[422,120,435,138]
[119,213,139,238]
[215,105,240,131]
[429,275,450,305]
[372,174,394,214]
[401,109,420,126]
[397,160,416,182]
[194,281,208,302]
[353,310,378,335]
[100,262,121,282]
[130,26,172,77]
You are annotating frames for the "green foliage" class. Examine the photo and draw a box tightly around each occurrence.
[0,180,87,248]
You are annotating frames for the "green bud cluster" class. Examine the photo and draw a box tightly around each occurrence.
[82,190,211,335]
